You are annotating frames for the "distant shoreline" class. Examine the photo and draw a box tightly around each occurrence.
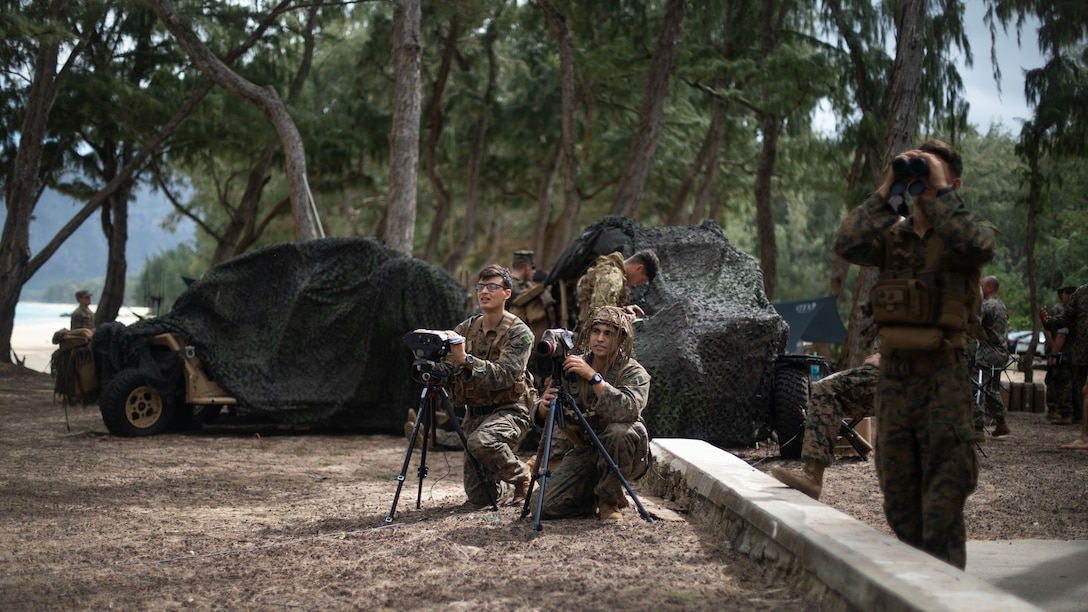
[11,302,149,374]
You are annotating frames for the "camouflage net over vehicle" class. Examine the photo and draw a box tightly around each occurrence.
[551,217,788,447]
[93,238,467,432]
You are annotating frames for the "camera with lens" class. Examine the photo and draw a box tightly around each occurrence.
[404,328,464,361]
[537,328,576,359]
[890,155,929,197]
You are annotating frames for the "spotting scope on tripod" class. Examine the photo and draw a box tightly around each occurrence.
[384,330,497,523]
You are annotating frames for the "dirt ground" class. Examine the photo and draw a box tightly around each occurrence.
[3,363,1086,610]
[0,363,817,611]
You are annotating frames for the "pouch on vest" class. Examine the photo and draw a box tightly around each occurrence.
[878,326,944,351]
[871,278,936,325]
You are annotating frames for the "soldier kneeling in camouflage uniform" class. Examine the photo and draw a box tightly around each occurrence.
[770,353,880,500]
[530,306,651,521]
[429,264,535,507]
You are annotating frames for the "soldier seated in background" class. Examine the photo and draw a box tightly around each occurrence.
[769,353,880,500]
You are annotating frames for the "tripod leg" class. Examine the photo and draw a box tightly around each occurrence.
[385,388,431,523]
[559,390,654,524]
[522,401,559,539]
[415,394,435,509]
[439,389,499,512]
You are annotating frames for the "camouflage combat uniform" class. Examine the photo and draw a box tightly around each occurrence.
[575,252,629,334]
[802,364,878,467]
[1044,285,1088,424]
[1044,301,1074,418]
[434,311,534,506]
[530,358,651,519]
[70,305,95,331]
[834,187,995,569]
[972,293,1009,428]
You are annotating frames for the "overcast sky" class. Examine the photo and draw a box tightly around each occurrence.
[813,5,1046,135]
[958,1,1046,132]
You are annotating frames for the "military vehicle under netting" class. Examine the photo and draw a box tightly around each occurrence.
[545,216,816,457]
[59,238,468,437]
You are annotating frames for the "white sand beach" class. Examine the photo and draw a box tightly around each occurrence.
[11,303,148,374]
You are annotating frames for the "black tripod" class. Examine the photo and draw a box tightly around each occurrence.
[385,363,497,523]
[519,377,653,538]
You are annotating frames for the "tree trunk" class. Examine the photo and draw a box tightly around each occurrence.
[534,141,562,266]
[422,19,459,262]
[444,15,500,272]
[0,28,60,364]
[384,0,422,256]
[212,146,276,264]
[149,0,318,242]
[754,112,782,299]
[97,180,134,325]
[539,0,584,261]
[609,0,687,217]
[688,96,726,224]
[839,0,927,369]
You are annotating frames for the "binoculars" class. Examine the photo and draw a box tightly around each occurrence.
[890,155,928,197]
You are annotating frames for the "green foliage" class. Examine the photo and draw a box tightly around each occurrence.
[133,243,199,313]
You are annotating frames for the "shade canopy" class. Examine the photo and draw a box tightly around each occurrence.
[772,295,847,354]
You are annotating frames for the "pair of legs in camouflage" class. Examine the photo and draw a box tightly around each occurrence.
[530,421,649,519]
[970,363,1007,431]
[801,364,878,466]
[878,352,979,569]
[461,407,532,507]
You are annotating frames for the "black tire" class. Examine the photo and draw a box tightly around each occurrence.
[773,365,809,459]
[99,368,176,437]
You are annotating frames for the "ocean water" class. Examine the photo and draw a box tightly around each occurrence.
[10,302,148,373]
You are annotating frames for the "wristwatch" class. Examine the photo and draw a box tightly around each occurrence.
[590,372,604,385]
[464,354,475,366]
[935,185,955,197]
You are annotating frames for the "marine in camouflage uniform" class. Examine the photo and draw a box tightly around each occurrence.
[972,277,1009,434]
[576,252,630,334]
[530,306,651,521]
[431,265,535,507]
[801,362,878,466]
[70,290,95,330]
[1043,287,1075,422]
[833,140,995,569]
[1042,283,1088,447]
[769,354,879,500]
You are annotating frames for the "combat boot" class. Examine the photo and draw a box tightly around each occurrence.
[769,460,825,500]
[992,418,1011,437]
[509,471,531,505]
[597,497,623,521]
[1052,415,1073,425]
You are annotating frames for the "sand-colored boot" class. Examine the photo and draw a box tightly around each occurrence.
[992,418,1012,437]
[597,497,624,521]
[769,460,825,500]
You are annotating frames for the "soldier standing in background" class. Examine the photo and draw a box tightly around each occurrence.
[1044,286,1077,424]
[70,290,95,331]
[1041,283,1088,448]
[975,275,1010,437]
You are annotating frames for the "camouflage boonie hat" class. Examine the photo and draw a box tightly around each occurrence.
[75,290,91,299]
[585,305,634,360]
[512,250,535,268]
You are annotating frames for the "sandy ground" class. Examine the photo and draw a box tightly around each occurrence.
[0,363,817,611]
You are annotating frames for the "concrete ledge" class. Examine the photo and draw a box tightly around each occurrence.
[645,438,1041,612]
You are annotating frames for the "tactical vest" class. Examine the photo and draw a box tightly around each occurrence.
[870,230,982,352]
[452,311,529,407]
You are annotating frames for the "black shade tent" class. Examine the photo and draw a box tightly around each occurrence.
[772,295,847,354]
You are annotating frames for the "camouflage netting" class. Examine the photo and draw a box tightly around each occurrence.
[555,217,789,447]
[93,238,467,432]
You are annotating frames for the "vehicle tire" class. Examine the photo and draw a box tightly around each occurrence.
[773,365,809,459]
[99,368,176,437]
